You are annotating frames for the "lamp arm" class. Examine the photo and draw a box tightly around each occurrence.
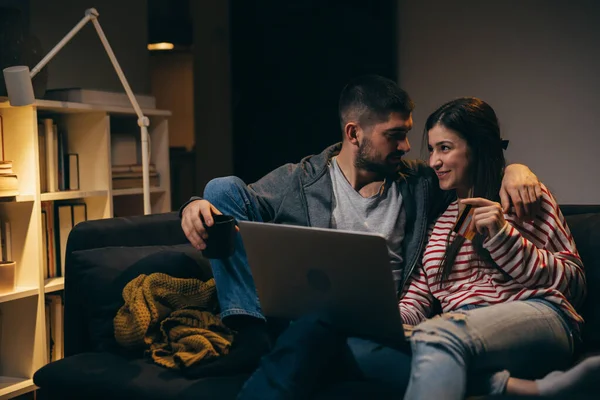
[88,12,146,122]
[87,10,152,215]
[30,9,97,79]
[138,125,152,215]
[26,8,152,214]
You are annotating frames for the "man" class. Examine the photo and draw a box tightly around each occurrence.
[180,75,541,377]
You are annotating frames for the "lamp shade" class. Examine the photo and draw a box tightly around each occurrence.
[3,66,35,106]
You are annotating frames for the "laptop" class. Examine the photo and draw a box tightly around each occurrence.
[238,220,408,348]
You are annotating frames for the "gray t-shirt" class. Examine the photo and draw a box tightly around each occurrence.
[329,157,406,269]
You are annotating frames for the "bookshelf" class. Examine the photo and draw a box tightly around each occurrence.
[0,97,171,399]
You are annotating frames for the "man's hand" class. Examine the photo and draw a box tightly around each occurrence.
[500,164,542,220]
[181,199,223,250]
[460,198,508,238]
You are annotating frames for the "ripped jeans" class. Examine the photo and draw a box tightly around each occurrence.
[238,299,572,399]
[405,299,574,400]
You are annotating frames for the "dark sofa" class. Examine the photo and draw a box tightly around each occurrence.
[33,206,600,399]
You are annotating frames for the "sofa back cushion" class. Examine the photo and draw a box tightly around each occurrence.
[66,244,213,355]
[65,212,600,356]
[565,212,600,353]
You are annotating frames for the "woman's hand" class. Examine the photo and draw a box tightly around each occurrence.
[460,198,508,238]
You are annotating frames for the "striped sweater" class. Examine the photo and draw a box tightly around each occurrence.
[399,185,586,330]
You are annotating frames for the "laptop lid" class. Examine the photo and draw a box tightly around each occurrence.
[238,221,405,344]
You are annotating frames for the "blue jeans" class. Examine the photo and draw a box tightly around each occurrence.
[203,176,265,320]
[237,300,574,400]
[236,313,412,400]
[405,299,574,400]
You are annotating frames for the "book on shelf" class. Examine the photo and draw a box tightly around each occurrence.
[55,203,87,276]
[41,202,88,278]
[45,293,64,362]
[0,218,14,293]
[41,202,56,278]
[0,217,12,263]
[0,161,14,174]
[112,163,156,174]
[0,174,18,197]
[42,209,49,278]
[0,220,12,262]
[39,118,79,193]
[56,125,69,190]
[41,119,57,192]
[66,154,80,190]
[38,127,48,192]
[0,160,19,197]
[44,297,51,361]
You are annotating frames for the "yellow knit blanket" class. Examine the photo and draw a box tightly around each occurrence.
[114,273,233,369]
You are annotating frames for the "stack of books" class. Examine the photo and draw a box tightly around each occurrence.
[0,161,18,197]
[112,164,159,190]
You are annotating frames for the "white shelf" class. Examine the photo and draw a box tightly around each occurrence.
[0,287,38,304]
[36,99,171,116]
[0,97,171,117]
[15,194,35,202]
[112,186,166,196]
[0,92,171,389]
[41,189,108,201]
[45,277,65,293]
[0,194,35,203]
[0,377,36,398]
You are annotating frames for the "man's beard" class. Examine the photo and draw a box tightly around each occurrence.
[354,138,404,176]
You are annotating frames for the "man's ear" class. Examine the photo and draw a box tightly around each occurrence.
[344,122,360,145]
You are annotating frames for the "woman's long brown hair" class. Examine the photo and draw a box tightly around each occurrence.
[424,98,506,285]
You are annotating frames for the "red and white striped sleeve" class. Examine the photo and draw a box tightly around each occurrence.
[398,224,436,326]
[399,264,435,326]
[483,185,586,308]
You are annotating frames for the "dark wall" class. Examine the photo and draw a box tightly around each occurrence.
[0,1,41,97]
[398,0,600,204]
[28,0,150,94]
[230,0,397,183]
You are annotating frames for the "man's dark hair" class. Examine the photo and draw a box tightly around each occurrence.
[338,74,415,134]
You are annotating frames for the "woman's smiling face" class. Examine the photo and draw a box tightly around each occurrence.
[428,123,472,197]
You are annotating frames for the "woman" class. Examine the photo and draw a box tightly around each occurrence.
[399,97,587,399]
[237,98,598,400]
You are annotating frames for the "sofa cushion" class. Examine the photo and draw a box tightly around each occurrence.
[68,245,213,354]
[565,213,600,353]
[33,352,406,400]
[30,353,563,400]
[33,352,247,400]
